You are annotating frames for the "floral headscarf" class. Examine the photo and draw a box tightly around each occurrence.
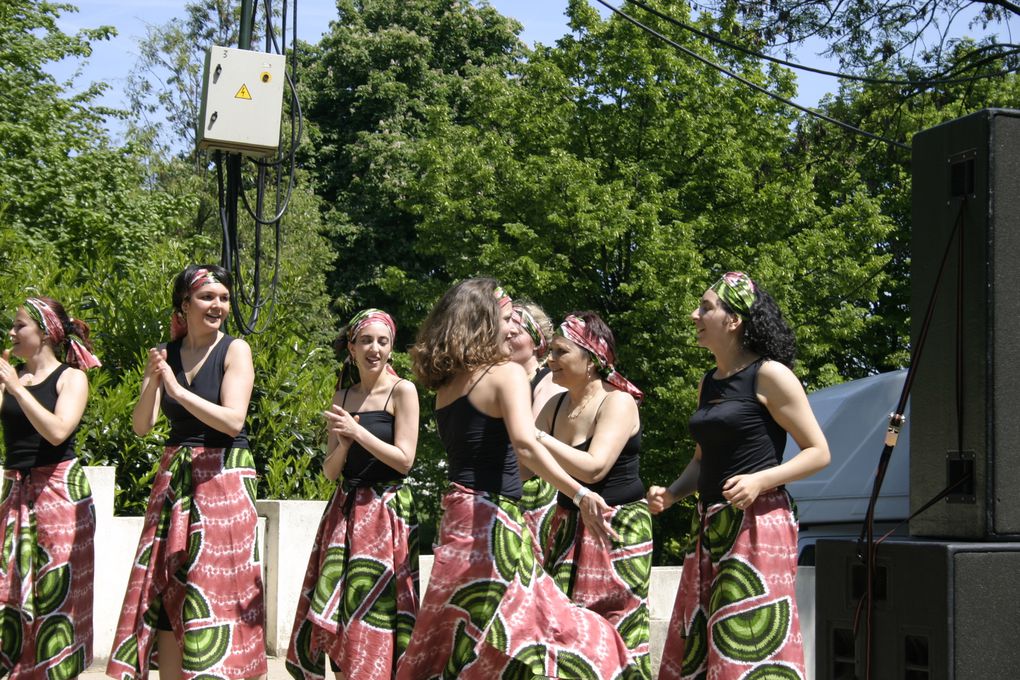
[513,305,549,359]
[494,285,512,309]
[557,314,643,403]
[24,298,101,370]
[170,268,223,341]
[710,271,757,319]
[337,308,399,388]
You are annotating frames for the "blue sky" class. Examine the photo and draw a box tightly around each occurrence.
[52,0,835,139]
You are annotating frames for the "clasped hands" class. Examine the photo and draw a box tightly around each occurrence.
[323,404,361,443]
[0,350,21,393]
[144,347,185,399]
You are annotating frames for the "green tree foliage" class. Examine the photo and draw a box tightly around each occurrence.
[0,2,203,514]
[12,0,1004,564]
[295,0,536,531]
[396,0,893,560]
[693,0,1019,78]
[302,0,894,559]
[300,0,527,318]
[0,1,193,266]
[1,0,340,512]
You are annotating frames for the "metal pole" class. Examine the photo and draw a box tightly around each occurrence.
[239,0,254,50]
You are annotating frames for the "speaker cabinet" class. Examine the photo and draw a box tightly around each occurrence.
[910,109,1020,539]
[815,538,1020,679]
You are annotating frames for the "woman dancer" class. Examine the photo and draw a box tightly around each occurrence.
[0,297,101,679]
[649,272,830,680]
[508,301,561,417]
[108,265,266,680]
[286,308,419,680]
[508,301,563,559]
[537,311,652,678]
[396,278,635,679]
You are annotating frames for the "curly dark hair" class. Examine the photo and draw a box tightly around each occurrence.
[720,286,796,367]
[411,278,509,388]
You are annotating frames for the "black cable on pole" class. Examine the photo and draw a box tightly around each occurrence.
[592,0,911,151]
[854,199,971,680]
[215,0,301,335]
[623,0,1020,87]
[238,0,302,226]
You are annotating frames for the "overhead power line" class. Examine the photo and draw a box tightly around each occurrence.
[624,0,1020,87]
[592,0,911,151]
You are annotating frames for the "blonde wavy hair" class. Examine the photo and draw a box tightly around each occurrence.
[514,299,555,360]
[411,278,508,388]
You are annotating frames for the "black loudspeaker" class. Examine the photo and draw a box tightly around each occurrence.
[815,538,1020,679]
[910,109,1020,539]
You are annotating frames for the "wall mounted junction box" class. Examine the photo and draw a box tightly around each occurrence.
[197,46,286,157]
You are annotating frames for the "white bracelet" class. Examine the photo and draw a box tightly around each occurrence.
[535,429,547,441]
[573,487,591,507]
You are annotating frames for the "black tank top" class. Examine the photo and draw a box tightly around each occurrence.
[530,366,551,393]
[161,335,250,449]
[339,382,407,486]
[436,377,522,500]
[1,364,77,470]
[552,393,645,508]
[689,359,786,503]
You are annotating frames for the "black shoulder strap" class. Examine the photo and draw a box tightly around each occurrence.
[383,379,403,412]
[465,366,493,396]
[551,392,568,437]
[751,357,766,395]
[165,340,182,372]
[592,394,611,424]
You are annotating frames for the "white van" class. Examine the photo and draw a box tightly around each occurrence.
[785,370,910,565]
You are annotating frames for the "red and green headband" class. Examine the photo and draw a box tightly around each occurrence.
[170,268,223,340]
[493,285,512,309]
[710,271,757,319]
[347,308,396,343]
[339,308,399,385]
[23,298,101,370]
[557,314,643,403]
[513,306,548,359]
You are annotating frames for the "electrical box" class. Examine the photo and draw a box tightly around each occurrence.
[197,46,286,157]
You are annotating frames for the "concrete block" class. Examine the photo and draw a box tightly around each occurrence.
[86,466,146,664]
[257,499,328,655]
[649,566,681,620]
[419,553,434,593]
[797,566,816,680]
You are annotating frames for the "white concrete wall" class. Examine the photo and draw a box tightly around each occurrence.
[256,499,328,655]
[88,466,143,665]
[84,467,816,678]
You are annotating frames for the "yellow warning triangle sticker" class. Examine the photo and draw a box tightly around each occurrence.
[235,84,252,100]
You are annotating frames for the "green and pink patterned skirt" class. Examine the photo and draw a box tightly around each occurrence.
[545,500,653,678]
[286,481,419,679]
[520,476,557,560]
[395,483,637,679]
[657,489,804,680]
[0,459,95,680]
[106,446,267,680]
